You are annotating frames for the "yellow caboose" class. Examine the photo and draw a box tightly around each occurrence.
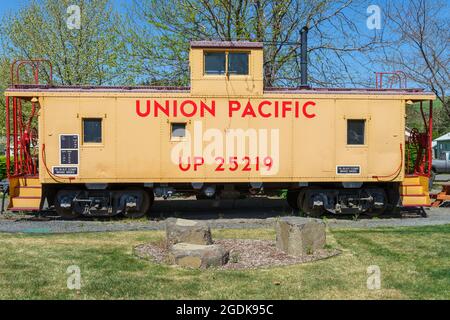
[4,40,435,218]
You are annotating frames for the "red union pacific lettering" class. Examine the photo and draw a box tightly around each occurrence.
[135,99,317,119]
[135,99,216,118]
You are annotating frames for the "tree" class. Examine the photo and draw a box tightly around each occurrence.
[0,58,11,136]
[375,0,449,134]
[0,0,124,86]
[0,0,125,136]
[121,0,379,87]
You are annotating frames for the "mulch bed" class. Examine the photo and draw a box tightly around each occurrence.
[134,239,341,270]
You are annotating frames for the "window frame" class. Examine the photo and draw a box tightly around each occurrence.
[170,122,187,142]
[203,50,250,77]
[82,118,103,145]
[227,52,249,75]
[203,51,226,75]
[346,119,366,146]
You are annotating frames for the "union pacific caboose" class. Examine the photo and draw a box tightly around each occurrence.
[4,37,435,218]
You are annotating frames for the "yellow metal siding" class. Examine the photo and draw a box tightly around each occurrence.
[34,94,408,184]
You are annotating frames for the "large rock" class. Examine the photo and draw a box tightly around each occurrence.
[169,243,229,268]
[166,218,212,247]
[276,217,326,256]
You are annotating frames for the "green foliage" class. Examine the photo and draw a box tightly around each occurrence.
[0,156,6,180]
[0,0,127,136]
[0,0,124,86]
[406,144,418,174]
[0,156,12,180]
[407,99,450,139]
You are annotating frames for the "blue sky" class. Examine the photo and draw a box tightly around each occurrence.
[0,0,28,15]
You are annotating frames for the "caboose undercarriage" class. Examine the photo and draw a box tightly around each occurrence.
[52,187,154,219]
[42,182,400,219]
[286,185,394,216]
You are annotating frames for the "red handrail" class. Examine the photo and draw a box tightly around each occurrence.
[375,71,407,89]
[406,100,433,177]
[10,59,53,86]
[6,59,53,177]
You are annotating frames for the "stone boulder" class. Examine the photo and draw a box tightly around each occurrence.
[276,217,326,256]
[169,243,229,268]
[166,218,212,247]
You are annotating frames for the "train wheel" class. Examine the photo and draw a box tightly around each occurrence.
[196,193,215,200]
[286,190,299,209]
[305,208,325,218]
[146,189,155,215]
[54,191,81,220]
[55,204,81,220]
[123,189,151,219]
[364,188,387,218]
[297,189,306,213]
[298,188,324,218]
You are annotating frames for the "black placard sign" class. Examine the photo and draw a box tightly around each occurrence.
[59,134,79,169]
[53,167,78,175]
[60,135,78,149]
[336,166,360,174]
[61,150,79,165]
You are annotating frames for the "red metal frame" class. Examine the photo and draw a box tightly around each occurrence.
[10,59,53,86]
[405,100,433,177]
[428,100,433,175]
[6,60,52,178]
[375,71,407,89]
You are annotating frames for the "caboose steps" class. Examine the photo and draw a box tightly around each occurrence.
[400,185,424,195]
[8,176,42,212]
[401,175,422,186]
[400,176,431,207]
[401,195,431,207]
[16,176,41,187]
[15,186,42,197]
[9,197,41,210]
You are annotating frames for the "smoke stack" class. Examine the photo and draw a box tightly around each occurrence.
[300,26,309,88]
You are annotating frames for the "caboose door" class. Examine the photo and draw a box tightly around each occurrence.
[335,99,369,179]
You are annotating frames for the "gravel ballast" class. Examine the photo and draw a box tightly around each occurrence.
[0,199,449,234]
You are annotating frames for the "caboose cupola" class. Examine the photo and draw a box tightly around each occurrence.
[189,41,264,97]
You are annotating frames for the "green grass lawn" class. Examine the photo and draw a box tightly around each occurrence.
[0,225,449,299]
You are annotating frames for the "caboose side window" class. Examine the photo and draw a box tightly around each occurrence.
[347,120,365,145]
[204,52,226,75]
[83,118,102,143]
[228,52,249,75]
[171,123,186,139]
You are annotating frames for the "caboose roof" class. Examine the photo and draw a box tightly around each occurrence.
[190,40,263,49]
[4,84,436,101]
